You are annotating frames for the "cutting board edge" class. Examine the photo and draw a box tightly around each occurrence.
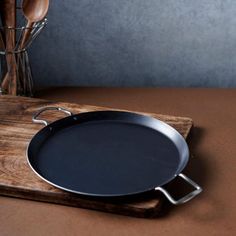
[0,185,164,218]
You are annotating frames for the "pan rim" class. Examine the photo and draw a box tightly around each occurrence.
[26,110,190,197]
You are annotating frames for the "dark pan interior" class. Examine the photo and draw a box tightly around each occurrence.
[27,111,188,197]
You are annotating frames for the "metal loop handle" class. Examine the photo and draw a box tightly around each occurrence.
[155,173,202,205]
[32,107,73,126]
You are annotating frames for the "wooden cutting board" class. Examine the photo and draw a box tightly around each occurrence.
[0,95,193,218]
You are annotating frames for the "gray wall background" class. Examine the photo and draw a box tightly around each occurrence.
[30,0,236,88]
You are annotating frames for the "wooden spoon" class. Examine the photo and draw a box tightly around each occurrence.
[20,0,49,49]
[0,0,17,95]
[1,0,49,94]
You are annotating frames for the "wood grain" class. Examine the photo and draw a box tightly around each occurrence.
[0,95,193,217]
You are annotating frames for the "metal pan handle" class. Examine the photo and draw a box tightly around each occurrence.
[32,107,73,126]
[155,173,202,205]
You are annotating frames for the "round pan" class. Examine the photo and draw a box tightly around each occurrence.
[27,107,202,205]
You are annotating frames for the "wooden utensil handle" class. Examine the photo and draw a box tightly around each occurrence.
[0,0,17,95]
[0,32,4,50]
[20,22,34,50]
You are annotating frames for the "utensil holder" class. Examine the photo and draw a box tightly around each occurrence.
[0,18,47,96]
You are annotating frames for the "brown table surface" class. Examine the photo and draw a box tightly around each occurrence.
[1,88,236,236]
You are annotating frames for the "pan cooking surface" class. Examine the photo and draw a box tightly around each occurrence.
[28,112,186,197]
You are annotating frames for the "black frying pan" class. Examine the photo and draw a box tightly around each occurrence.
[27,107,202,205]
